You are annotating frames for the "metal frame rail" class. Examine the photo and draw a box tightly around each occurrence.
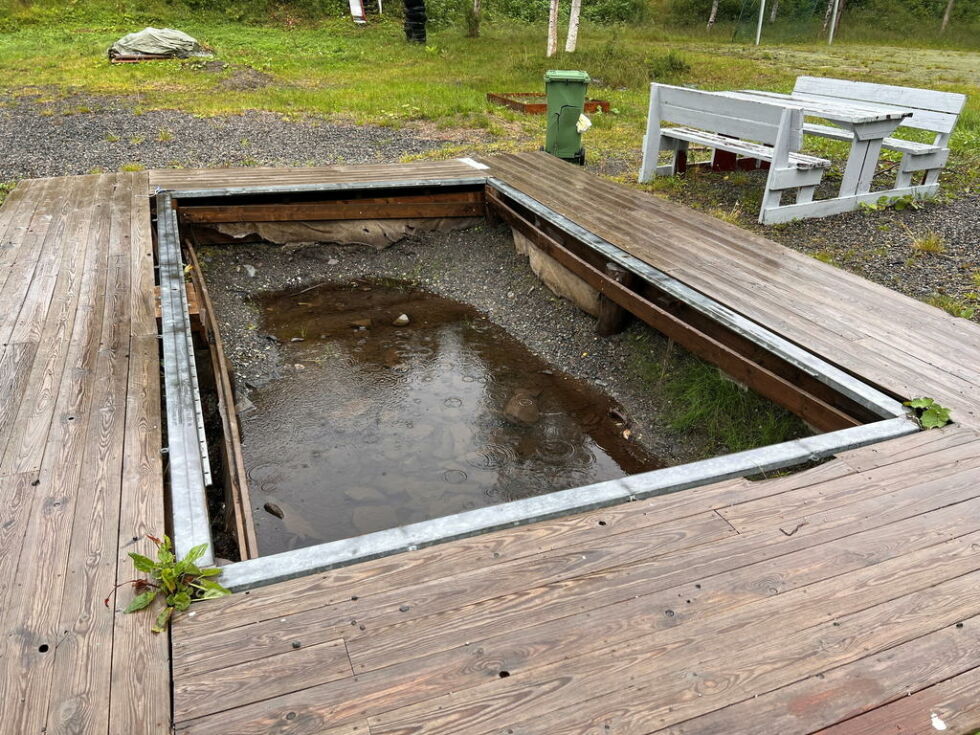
[156,177,916,591]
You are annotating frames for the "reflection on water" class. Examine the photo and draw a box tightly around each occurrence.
[245,280,662,554]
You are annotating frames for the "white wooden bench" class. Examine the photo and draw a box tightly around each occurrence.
[638,83,830,224]
[793,76,966,189]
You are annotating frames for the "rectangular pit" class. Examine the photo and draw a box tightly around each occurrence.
[154,173,914,590]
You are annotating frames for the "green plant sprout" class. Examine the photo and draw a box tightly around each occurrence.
[904,397,953,429]
[106,534,230,633]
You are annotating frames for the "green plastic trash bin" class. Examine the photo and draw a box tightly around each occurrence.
[544,70,590,165]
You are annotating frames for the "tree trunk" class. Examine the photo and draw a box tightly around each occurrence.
[547,0,560,57]
[707,0,720,30]
[941,0,954,32]
[565,0,582,52]
[403,0,427,43]
[769,0,779,22]
[822,0,833,30]
[466,0,481,37]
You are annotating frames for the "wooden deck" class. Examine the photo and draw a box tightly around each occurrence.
[2,153,980,734]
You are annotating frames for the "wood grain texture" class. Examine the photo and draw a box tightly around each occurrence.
[175,637,353,721]
[4,154,980,735]
[108,334,170,735]
[813,664,980,735]
[660,615,980,734]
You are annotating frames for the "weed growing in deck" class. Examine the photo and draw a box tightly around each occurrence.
[111,534,230,633]
[904,397,952,429]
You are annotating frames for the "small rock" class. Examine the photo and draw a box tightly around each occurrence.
[503,389,541,425]
[392,313,410,327]
[290,337,305,342]
[507,291,515,299]
[236,394,256,417]
[264,502,285,519]
[327,258,339,266]
[291,640,302,649]
[293,363,305,371]
[399,605,410,613]
[243,264,257,278]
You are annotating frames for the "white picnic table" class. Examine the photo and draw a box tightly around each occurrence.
[717,89,912,198]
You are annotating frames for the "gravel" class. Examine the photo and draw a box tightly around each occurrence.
[0,91,453,180]
[652,166,980,323]
[198,225,720,467]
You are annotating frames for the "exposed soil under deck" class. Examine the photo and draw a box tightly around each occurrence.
[199,224,808,553]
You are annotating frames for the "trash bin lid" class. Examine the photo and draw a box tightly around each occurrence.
[544,70,591,84]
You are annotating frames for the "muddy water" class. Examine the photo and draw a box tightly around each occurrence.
[245,281,662,554]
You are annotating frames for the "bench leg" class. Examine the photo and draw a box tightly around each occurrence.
[840,138,884,197]
[673,140,689,175]
[923,168,942,187]
[711,149,738,172]
[758,186,783,224]
[796,185,816,204]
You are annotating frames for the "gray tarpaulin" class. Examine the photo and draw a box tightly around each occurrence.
[108,27,210,59]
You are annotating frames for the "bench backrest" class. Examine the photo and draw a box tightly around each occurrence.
[653,83,803,150]
[793,76,966,136]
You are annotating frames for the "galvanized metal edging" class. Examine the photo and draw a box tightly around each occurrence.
[166,176,490,201]
[219,416,917,590]
[155,176,917,591]
[156,192,215,567]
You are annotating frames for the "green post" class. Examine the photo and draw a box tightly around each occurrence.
[544,70,590,165]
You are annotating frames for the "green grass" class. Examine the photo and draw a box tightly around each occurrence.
[0,181,16,206]
[924,293,977,319]
[628,330,809,453]
[0,8,976,192]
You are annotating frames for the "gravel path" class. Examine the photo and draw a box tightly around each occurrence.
[2,89,975,322]
[0,91,455,180]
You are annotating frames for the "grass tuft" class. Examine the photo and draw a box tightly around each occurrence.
[628,330,808,453]
[924,293,976,319]
[908,229,946,255]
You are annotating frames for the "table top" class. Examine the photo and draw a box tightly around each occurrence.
[721,89,912,125]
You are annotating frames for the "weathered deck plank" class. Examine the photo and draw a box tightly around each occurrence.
[2,154,980,735]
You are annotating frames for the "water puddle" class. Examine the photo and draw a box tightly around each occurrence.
[245,280,662,554]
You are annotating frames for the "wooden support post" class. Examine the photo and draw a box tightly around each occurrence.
[597,263,633,337]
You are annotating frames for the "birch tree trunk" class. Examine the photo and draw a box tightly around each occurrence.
[565,0,582,52]
[769,0,779,22]
[547,0,560,57]
[466,0,481,37]
[822,0,833,30]
[941,0,955,32]
[706,0,720,30]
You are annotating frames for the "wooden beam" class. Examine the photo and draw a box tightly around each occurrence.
[154,282,201,320]
[178,194,485,224]
[596,262,633,337]
[184,243,259,561]
[488,189,862,432]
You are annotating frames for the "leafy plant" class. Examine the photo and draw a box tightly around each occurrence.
[858,194,926,212]
[107,535,230,633]
[904,397,953,429]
